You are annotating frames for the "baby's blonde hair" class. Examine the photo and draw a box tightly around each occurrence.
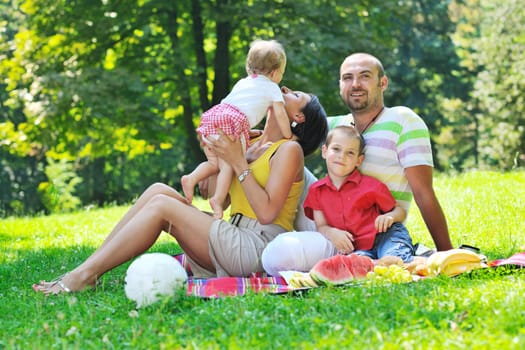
[246,39,286,76]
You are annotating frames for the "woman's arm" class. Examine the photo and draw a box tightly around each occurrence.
[248,141,303,223]
[210,129,303,224]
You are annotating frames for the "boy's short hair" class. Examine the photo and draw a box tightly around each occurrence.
[246,39,286,76]
[325,125,365,155]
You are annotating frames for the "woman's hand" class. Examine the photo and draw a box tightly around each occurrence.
[207,126,303,225]
[208,128,247,173]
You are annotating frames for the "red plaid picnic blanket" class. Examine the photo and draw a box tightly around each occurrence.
[174,251,525,298]
[173,254,294,298]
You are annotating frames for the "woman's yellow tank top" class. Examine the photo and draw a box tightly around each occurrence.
[229,139,303,231]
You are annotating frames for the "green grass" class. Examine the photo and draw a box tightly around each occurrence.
[1,170,524,349]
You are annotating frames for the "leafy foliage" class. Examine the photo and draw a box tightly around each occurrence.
[0,0,523,214]
[472,0,525,169]
[436,0,524,170]
[38,157,82,213]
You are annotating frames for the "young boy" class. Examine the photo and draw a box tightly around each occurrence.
[303,125,414,262]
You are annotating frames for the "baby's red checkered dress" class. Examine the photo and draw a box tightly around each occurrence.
[196,103,251,151]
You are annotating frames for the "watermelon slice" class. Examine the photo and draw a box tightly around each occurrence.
[309,254,374,286]
[345,253,375,279]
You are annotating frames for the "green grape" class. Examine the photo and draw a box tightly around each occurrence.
[367,263,412,285]
[374,265,388,276]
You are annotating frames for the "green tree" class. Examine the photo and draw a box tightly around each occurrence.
[441,0,524,170]
[434,0,483,171]
[472,0,524,169]
[1,0,468,214]
[0,0,47,215]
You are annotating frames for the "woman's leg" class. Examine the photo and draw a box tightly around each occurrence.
[90,183,186,255]
[34,188,216,294]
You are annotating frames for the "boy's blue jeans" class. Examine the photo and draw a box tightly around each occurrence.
[354,223,414,262]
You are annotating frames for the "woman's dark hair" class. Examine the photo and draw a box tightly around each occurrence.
[291,95,328,156]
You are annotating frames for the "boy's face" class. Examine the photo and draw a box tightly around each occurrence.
[322,130,364,178]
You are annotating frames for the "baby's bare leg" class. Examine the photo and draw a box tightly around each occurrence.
[182,145,219,203]
[210,158,233,219]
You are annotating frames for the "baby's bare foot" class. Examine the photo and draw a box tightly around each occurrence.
[210,197,223,220]
[181,175,194,203]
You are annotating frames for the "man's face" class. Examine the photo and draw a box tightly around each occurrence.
[339,56,384,113]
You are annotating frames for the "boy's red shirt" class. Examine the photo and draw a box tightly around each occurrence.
[304,170,396,250]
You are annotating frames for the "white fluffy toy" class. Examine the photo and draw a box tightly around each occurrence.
[124,253,188,308]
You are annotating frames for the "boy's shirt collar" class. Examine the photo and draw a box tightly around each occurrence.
[317,169,362,191]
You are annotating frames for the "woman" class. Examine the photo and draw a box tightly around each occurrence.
[33,86,328,294]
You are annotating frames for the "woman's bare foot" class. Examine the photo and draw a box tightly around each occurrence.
[181,175,194,203]
[210,197,223,220]
[32,272,96,295]
[32,279,71,295]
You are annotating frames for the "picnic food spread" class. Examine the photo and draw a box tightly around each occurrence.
[174,249,523,298]
[286,249,488,290]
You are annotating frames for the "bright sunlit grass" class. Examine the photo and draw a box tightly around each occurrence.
[1,170,524,349]
[406,171,525,257]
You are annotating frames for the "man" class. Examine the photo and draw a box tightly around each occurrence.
[262,53,452,276]
[338,53,452,251]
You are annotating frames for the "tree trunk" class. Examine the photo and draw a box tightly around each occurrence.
[166,7,205,163]
[212,0,233,105]
[191,0,210,111]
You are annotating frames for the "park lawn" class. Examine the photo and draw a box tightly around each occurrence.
[0,170,524,349]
